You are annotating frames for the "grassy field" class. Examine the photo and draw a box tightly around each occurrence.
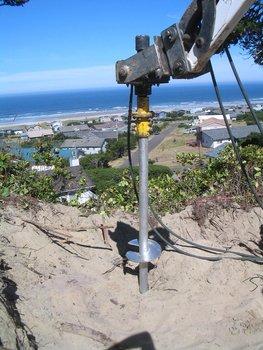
[149,128,206,168]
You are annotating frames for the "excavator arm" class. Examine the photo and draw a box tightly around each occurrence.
[116,0,255,85]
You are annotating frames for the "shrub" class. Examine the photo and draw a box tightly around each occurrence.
[87,164,173,194]
[0,152,57,201]
[86,144,263,214]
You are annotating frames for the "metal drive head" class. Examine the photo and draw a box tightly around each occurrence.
[116,0,255,85]
[126,239,162,263]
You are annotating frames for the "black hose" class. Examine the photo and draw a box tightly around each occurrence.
[126,85,263,264]
[225,47,263,135]
[209,61,263,210]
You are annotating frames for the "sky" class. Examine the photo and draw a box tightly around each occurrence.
[0,0,262,94]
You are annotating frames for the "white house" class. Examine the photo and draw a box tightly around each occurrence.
[52,121,62,132]
[254,104,263,112]
[201,124,262,148]
[197,117,226,131]
[112,115,123,122]
[60,135,107,155]
[99,116,111,123]
[27,127,54,139]
[44,165,96,205]
[195,114,231,124]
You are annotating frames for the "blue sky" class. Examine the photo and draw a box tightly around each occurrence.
[0,0,262,94]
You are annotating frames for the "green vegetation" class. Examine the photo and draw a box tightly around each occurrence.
[80,133,137,169]
[165,111,192,121]
[152,121,169,134]
[237,111,263,125]
[0,152,57,201]
[86,145,263,214]
[240,132,263,147]
[87,165,173,194]
[178,122,190,129]
[226,1,262,65]
[0,140,70,202]
[21,134,67,148]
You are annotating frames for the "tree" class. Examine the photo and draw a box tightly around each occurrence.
[225,1,262,65]
[0,0,29,5]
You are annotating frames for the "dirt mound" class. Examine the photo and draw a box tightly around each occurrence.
[0,200,262,349]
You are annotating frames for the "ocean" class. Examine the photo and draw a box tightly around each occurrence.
[0,82,262,125]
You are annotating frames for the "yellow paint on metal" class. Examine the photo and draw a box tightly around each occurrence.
[135,96,152,138]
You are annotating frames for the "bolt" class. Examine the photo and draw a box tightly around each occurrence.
[165,28,177,43]
[119,65,129,79]
[155,68,162,79]
[196,37,205,48]
[183,34,191,42]
[173,61,184,74]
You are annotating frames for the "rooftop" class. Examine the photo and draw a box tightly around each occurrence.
[202,124,262,141]
[94,121,126,131]
[61,135,105,149]
[60,125,91,133]
[92,130,118,139]
[27,128,54,139]
[44,166,94,194]
[205,143,229,158]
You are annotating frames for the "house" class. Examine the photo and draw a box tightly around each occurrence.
[205,143,229,158]
[196,117,226,133]
[59,124,91,137]
[201,124,262,148]
[112,116,123,122]
[0,125,26,137]
[60,135,107,155]
[195,114,231,125]
[52,121,62,132]
[99,116,111,123]
[92,130,118,140]
[157,111,167,119]
[0,139,6,150]
[44,166,95,205]
[94,121,126,133]
[27,127,54,139]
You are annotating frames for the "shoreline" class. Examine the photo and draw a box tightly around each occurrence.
[0,99,262,129]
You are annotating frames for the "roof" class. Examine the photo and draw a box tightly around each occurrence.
[94,121,126,131]
[92,130,118,139]
[61,135,105,149]
[27,128,54,139]
[199,118,226,127]
[44,166,94,194]
[202,124,262,141]
[205,143,229,158]
[0,139,6,150]
[0,125,26,132]
[60,125,91,133]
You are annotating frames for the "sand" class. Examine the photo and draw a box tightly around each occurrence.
[0,200,263,349]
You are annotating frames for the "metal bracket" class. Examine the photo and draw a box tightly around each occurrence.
[116,36,171,85]
[116,0,218,84]
[126,239,162,263]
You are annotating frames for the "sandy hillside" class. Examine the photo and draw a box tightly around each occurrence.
[0,199,263,350]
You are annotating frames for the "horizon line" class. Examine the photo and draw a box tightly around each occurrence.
[0,80,262,97]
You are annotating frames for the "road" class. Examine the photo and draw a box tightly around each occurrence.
[119,122,177,168]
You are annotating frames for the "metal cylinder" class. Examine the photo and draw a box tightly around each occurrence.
[135,35,150,52]
[138,137,149,294]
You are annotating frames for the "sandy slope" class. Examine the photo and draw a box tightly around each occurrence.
[0,200,263,350]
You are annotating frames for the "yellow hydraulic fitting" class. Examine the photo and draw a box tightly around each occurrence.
[134,96,152,138]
